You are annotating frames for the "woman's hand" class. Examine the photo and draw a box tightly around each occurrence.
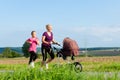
[26,41,32,44]
[37,40,40,45]
[46,42,52,45]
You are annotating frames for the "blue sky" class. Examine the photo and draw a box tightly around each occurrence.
[0,0,120,47]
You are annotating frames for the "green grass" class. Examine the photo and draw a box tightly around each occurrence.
[0,57,120,80]
[82,61,120,72]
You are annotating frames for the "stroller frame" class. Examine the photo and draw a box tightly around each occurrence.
[53,44,82,72]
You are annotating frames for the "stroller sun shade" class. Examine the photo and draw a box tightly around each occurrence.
[62,37,80,56]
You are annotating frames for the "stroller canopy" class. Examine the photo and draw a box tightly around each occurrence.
[63,37,80,56]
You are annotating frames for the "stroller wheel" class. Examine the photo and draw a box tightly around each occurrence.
[74,62,82,72]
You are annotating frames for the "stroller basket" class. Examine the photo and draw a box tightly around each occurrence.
[56,37,80,60]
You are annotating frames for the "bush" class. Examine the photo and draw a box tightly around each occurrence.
[22,42,30,58]
[0,54,3,58]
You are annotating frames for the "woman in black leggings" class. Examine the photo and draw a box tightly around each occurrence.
[41,24,57,69]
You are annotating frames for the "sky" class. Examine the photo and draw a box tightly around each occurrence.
[0,0,120,48]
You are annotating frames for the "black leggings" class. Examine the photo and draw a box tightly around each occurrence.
[29,51,37,64]
[41,46,54,61]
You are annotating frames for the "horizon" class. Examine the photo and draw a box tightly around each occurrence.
[0,0,120,47]
[0,46,120,49]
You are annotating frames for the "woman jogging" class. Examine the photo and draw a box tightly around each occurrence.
[27,31,40,68]
[41,24,58,69]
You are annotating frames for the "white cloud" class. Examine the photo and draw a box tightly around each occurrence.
[89,26,120,37]
[67,26,120,46]
[102,37,113,42]
[69,26,120,39]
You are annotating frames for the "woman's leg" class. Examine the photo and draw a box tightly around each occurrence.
[29,51,34,64]
[33,53,37,61]
[46,48,54,63]
[41,47,47,66]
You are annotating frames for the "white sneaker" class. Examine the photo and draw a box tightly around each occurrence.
[46,63,48,69]
[30,62,34,68]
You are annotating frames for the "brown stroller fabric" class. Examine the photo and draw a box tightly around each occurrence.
[62,37,79,56]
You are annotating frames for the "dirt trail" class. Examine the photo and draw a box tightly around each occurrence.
[0,56,120,64]
[0,58,40,64]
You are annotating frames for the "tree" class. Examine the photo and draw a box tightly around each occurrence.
[11,51,22,58]
[2,47,12,58]
[2,47,22,58]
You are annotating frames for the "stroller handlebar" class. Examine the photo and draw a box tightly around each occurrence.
[56,43,61,46]
[52,42,61,46]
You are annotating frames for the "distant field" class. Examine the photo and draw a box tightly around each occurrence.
[0,56,120,80]
[80,50,120,56]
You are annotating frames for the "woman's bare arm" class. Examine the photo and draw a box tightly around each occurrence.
[36,39,40,45]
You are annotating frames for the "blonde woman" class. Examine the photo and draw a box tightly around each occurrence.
[41,24,57,69]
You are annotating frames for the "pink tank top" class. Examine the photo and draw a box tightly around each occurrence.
[27,37,39,53]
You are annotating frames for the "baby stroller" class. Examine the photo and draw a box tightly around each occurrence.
[53,37,82,72]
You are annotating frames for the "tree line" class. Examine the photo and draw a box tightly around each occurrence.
[0,47,23,58]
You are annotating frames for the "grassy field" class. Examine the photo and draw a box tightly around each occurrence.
[0,56,120,80]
